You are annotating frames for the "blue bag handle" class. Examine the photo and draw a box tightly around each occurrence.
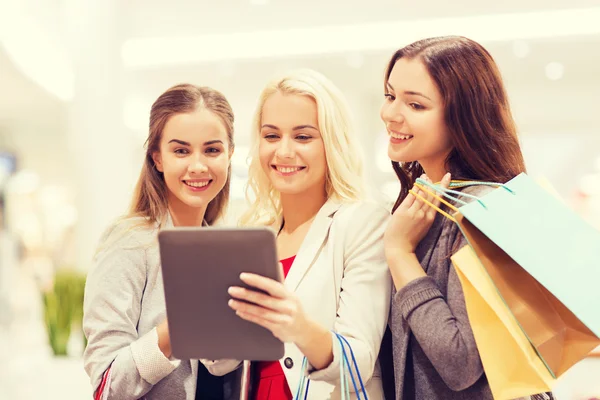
[414,178,515,210]
[294,333,369,400]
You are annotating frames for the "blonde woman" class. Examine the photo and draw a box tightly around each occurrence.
[226,69,391,399]
[83,84,242,400]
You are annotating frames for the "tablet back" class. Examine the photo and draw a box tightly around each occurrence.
[158,227,285,361]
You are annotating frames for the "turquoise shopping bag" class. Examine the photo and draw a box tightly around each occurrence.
[421,173,600,338]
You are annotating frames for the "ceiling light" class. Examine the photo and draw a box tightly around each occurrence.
[545,62,564,81]
[123,7,600,68]
[512,40,530,58]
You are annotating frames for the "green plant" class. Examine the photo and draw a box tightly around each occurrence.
[42,269,86,356]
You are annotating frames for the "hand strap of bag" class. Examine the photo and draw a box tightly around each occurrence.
[294,333,369,400]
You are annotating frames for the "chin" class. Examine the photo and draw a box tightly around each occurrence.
[181,191,214,206]
[272,185,306,196]
[388,151,416,164]
[181,199,209,210]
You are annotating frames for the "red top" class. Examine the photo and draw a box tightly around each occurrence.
[253,255,296,400]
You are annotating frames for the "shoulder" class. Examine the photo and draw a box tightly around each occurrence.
[332,200,390,244]
[95,216,158,259]
[86,218,158,294]
[334,200,391,222]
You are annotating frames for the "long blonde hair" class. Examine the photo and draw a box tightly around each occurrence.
[240,69,365,227]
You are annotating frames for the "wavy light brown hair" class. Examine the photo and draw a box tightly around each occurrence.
[130,83,235,226]
[385,36,526,211]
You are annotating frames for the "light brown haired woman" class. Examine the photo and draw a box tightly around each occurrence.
[83,84,240,400]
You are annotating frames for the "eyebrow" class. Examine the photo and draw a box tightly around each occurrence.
[386,82,432,101]
[168,139,224,146]
[261,124,319,131]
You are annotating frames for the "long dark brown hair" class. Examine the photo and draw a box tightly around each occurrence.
[130,84,235,225]
[385,36,526,212]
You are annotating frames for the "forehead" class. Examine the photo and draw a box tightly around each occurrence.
[388,57,441,101]
[162,109,228,142]
[261,92,318,127]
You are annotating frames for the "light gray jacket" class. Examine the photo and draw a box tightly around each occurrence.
[82,216,242,400]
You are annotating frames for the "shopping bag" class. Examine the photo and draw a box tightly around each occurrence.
[453,173,600,339]
[412,176,600,378]
[451,244,555,399]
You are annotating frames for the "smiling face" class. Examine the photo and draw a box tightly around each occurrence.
[380,57,453,177]
[152,108,231,221]
[258,91,327,196]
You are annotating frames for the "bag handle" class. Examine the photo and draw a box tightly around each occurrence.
[294,333,368,400]
[415,178,486,208]
[409,182,460,223]
[412,178,515,213]
[335,333,368,399]
[448,179,515,194]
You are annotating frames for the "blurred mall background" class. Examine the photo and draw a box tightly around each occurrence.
[1,0,600,399]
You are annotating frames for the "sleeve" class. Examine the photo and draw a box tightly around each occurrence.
[307,202,392,390]
[83,231,181,400]
[393,219,484,391]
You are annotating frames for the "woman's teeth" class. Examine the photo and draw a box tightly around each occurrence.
[276,166,303,173]
[390,132,413,140]
[185,181,210,188]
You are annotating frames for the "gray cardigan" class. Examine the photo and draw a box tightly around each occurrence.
[384,186,547,400]
[82,216,242,400]
[386,186,492,400]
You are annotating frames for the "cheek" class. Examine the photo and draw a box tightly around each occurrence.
[379,103,388,122]
[214,157,230,179]
[305,144,327,175]
[258,144,272,168]
[431,117,452,146]
[162,156,181,175]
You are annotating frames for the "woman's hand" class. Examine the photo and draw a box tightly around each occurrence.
[228,273,333,369]
[157,319,172,358]
[228,273,311,345]
[384,173,451,261]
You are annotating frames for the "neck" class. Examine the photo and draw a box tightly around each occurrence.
[280,186,327,233]
[419,154,450,184]
[167,194,206,227]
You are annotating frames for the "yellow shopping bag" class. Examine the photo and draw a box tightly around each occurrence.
[451,245,556,399]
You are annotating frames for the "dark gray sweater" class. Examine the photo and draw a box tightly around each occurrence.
[385,186,494,400]
[389,209,492,400]
[381,186,549,400]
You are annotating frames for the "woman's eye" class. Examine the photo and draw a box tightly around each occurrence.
[174,148,189,155]
[409,103,425,110]
[384,93,395,101]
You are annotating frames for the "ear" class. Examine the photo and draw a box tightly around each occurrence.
[228,146,234,162]
[152,152,164,172]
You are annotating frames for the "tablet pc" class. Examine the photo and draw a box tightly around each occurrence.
[158,227,285,361]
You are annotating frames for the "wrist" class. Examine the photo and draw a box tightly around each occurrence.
[386,247,417,265]
[388,252,426,290]
[295,318,328,350]
[157,324,172,358]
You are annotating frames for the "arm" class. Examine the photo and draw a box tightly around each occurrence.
[83,230,180,400]
[308,203,392,386]
[228,203,391,389]
[393,224,484,391]
[384,175,487,391]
